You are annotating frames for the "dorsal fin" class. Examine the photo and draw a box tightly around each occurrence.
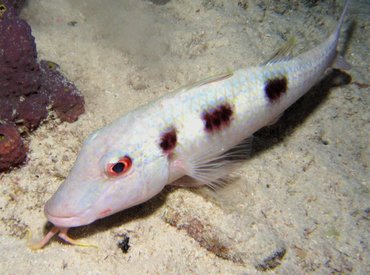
[263,37,297,65]
[178,71,234,92]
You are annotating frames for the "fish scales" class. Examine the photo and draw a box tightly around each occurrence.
[30,0,350,249]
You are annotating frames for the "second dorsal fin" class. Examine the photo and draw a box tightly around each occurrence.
[263,37,297,65]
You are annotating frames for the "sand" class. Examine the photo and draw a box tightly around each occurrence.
[0,0,369,273]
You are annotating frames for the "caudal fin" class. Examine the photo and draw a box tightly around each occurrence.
[332,54,352,70]
[331,0,351,70]
[336,0,350,34]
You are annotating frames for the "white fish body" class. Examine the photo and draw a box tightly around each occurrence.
[32,1,350,248]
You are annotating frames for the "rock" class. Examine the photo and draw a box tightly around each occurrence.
[0,123,27,172]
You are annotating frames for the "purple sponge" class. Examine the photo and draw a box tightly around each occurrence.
[0,0,85,172]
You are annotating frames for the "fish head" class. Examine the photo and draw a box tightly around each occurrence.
[44,118,169,228]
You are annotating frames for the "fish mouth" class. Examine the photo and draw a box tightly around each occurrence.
[44,207,96,228]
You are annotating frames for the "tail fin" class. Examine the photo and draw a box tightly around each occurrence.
[331,0,351,70]
[336,0,350,34]
[332,54,351,70]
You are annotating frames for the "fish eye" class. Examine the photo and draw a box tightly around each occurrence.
[107,156,132,177]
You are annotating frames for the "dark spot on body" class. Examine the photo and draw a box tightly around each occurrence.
[213,117,221,127]
[202,103,233,133]
[204,117,213,131]
[160,128,177,153]
[219,104,233,120]
[265,76,288,101]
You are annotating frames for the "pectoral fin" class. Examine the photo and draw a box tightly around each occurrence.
[174,137,253,190]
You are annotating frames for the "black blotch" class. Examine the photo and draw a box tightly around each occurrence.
[204,116,213,131]
[265,77,288,101]
[160,128,177,153]
[202,103,233,133]
[219,105,233,121]
[117,233,130,253]
[213,115,221,127]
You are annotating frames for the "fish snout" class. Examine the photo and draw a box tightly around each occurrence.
[44,197,95,228]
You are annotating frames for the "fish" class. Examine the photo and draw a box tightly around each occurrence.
[30,0,351,249]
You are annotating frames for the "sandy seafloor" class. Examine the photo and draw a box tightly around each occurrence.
[0,0,369,274]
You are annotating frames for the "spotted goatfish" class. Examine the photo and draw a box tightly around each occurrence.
[31,0,350,248]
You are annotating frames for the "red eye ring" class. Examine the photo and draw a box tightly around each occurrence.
[107,156,132,177]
